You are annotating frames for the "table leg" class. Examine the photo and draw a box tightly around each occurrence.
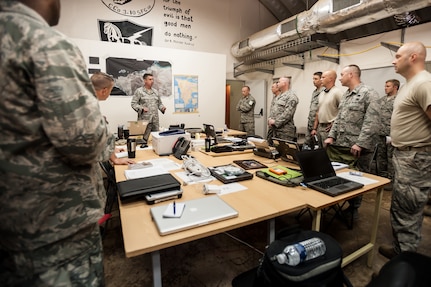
[367,187,383,267]
[151,251,162,287]
[311,209,322,231]
[268,218,275,243]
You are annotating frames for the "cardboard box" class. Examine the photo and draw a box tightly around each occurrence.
[151,131,191,155]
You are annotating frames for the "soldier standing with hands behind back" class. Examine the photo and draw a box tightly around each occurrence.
[236,85,256,136]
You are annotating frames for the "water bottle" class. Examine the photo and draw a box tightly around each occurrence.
[275,237,326,266]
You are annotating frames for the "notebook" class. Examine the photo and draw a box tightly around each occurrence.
[150,196,239,235]
[272,138,300,164]
[295,149,364,196]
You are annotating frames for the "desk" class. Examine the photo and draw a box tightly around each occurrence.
[115,149,389,287]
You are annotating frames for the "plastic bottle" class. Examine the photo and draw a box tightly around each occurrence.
[275,237,326,266]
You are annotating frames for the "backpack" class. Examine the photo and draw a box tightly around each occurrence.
[232,229,352,287]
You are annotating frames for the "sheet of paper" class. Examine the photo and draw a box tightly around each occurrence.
[331,162,349,171]
[162,202,185,218]
[175,171,215,185]
[209,182,247,195]
[337,172,379,185]
[124,166,169,179]
[144,158,182,171]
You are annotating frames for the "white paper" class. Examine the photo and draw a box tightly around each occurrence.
[337,172,379,185]
[175,171,215,185]
[331,162,349,171]
[124,166,169,179]
[163,202,185,218]
[211,182,248,195]
[145,158,182,171]
[115,151,128,158]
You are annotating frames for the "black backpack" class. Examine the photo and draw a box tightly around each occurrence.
[232,229,352,287]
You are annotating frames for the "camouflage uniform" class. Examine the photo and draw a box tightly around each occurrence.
[0,2,111,286]
[328,83,380,208]
[390,70,431,253]
[131,87,165,142]
[236,94,256,135]
[268,90,298,142]
[305,87,324,146]
[376,94,395,179]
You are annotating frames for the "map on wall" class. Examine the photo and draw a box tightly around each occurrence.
[105,57,172,96]
[174,75,198,113]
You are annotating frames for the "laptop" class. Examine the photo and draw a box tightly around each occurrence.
[150,196,238,235]
[295,149,364,196]
[272,138,300,164]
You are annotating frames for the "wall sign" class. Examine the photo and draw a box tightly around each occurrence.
[101,0,155,17]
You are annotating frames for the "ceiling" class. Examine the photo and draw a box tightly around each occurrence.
[234,1,431,76]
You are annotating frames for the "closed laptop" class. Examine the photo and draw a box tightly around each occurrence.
[150,196,238,235]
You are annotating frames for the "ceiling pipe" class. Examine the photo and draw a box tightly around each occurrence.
[231,0,431,58]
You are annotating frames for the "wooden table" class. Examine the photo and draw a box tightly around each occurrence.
[114,149,389,286]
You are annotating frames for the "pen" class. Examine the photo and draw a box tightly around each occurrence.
[173,201,176,215]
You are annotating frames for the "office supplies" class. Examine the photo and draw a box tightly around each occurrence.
[151,131,191,155]
[209,164,253,184]
[150,196,238,235]
[233,159,267,170]
[252,139,280,159]
[162,201,185,218]
[296,149,364,196]
[272,138,301,165]
[145,189,183,204]
[117,173,182,203]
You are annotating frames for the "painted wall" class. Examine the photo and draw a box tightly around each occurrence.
[56,1,431,135]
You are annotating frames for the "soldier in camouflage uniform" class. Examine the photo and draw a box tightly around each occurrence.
[325,65,380,218]
[376,79,399,188]
[131,73,166,145]
[0,1,113,286]
[305,72,323,148]
[267,76,298,142]
[378,42,431,260]
[236,86,256,136]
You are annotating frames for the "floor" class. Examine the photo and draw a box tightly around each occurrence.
[102,189,431,287]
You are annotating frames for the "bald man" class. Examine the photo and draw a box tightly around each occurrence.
[312,70,343,148]
[379,42,431,260]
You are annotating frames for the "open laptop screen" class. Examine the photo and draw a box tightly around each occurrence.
[272,138,300,164]
[296,149,337,182]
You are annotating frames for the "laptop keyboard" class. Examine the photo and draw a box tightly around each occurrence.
[313,177,349,188]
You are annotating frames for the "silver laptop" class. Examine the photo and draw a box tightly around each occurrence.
[296,149,364,196]
[150,196,238,235]
[272,138,300,164]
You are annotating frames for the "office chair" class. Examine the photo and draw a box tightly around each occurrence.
[98,161,118,237]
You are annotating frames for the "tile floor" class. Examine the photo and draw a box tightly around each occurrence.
[102,190,431,287]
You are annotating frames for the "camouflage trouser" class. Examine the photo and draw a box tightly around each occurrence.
[391,149,431,253]
[238,122,255,136]
[377,136,394,179]
[1,224,104,287]
[317,123,332,148]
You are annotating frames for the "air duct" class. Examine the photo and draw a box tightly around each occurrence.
[231,0,431,58]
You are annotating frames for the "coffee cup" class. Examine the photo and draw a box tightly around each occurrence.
[127,138,136,158]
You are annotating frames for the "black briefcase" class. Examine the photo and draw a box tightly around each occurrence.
[117,174,181,203]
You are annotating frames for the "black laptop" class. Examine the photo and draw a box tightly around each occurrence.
[272,138,300,164]
[295,149,364,196]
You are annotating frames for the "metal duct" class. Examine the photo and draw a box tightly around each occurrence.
[231,0,431,58]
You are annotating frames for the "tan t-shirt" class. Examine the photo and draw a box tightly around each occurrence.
[317,86,343,123]
[391,70,431,148]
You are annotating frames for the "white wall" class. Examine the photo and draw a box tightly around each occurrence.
[55,2,431,135]
[73,38,226,133]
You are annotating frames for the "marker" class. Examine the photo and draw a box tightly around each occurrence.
[173,201,176,214]
[300,182,308,189]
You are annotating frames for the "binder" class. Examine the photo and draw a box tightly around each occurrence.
[117,174,181,203]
